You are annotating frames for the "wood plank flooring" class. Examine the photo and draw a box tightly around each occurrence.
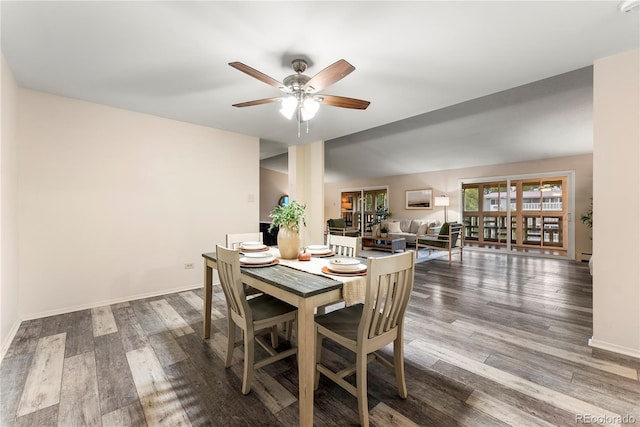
[1,251,638,426]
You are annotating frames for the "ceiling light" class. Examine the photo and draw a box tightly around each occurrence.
[300,97,320,121]
[619,0,640,12]
[280,96,297,120]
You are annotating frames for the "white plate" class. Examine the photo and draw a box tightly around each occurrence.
[242,252,272,259]
[330,258,360,266]
[240,255,275,264]
[308,245,329,250]
[308,248,332,255]
[240,241,266,250]
[328,263,366,273]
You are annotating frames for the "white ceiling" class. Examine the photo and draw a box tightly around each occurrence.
[2,1,638,182]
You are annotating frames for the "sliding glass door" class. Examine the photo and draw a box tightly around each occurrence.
[462,175,568,254]
[340,186,388,235]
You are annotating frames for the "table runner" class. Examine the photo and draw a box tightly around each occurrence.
[271,249,366,306]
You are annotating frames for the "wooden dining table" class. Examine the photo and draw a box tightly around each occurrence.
[202,251,360,426]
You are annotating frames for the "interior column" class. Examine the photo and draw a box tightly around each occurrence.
[288,141,325,247]
[591,48,640,358]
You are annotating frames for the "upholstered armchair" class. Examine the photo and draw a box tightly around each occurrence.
[326,218,359,237]
[416,222,464,265]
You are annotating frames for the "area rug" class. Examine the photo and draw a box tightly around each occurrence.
[359,248,449,264]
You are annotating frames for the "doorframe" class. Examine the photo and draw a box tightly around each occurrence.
[459,170,575,260]
[338,185,389,236]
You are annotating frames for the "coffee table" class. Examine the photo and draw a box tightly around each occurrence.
[361,236,407,253]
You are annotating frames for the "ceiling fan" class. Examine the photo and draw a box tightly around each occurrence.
[229,58,370,135]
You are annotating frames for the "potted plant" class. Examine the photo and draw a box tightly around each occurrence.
[369,205,392,236]
[380,225,389,238]
[375,206,392,224]
[581,198,593,229]
[269,200,307,259]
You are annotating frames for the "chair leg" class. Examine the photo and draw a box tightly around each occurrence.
[356,350,369,427]
[242,328,254,395]
[284,321,293,342]
[314,333,323,390]
[270,325,279,348]
[225,321,236,368]
[393,337,408,399]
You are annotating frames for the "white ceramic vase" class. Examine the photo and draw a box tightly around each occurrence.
[278,227,300,259]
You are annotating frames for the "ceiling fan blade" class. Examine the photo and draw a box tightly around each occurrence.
[303,59,355,93]
[317,95,370,110]
[229,62,286,91]
[232,97,283,108]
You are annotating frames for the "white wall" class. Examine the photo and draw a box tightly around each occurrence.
[591,49,640,358]
[17,89,259,319]
[1,54,20,355]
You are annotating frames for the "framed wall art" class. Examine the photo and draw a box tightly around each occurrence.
[405,189,433,209]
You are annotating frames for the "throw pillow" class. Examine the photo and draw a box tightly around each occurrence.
[387,221,402,233]
[410,220,425,233]
[417,223,428,235]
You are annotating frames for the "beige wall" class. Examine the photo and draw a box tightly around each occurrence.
[1,55,20,355]
[260,167,288,222]
[592,49,639,358]
[17,89,259,319]
[325,153,593,259]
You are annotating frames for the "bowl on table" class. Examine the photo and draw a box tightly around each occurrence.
[307,244,332,255]
[328,258,366,272]
[240,241,267,250]
[240,252,275,264]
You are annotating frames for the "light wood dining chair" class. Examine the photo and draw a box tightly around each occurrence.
[327,234,360,257]
[226,232,266,297]
[226,232,295,340]
[226,232,264,249]
[314,251,415,427]
[216,245,298,395]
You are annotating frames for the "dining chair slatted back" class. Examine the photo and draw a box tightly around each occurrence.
[225,232,265,297]
[226,232,264,249]
[315,251,415,427]
[327,234,359,257]
[216,245,297,395]
[363,255,414,341]
[216,246,250,325]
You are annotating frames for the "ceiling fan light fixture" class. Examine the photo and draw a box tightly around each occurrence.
[229,58,369,136]
[280,96,297,119]
[300,96,320,121]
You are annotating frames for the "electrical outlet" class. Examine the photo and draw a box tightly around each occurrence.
[184,263,194,269]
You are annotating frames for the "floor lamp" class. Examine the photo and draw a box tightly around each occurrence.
[434,195,450,224]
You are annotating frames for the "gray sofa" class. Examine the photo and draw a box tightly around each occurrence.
[371,219,439,245]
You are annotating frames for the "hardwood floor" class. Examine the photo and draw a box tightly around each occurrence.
[1,251,638,426]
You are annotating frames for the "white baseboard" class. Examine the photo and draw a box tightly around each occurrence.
[0,320,22,366]
[589,337,640,360]
[21,283,204,321]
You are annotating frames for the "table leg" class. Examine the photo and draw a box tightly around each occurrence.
[297,298,316,426]
[203,261,213,339]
